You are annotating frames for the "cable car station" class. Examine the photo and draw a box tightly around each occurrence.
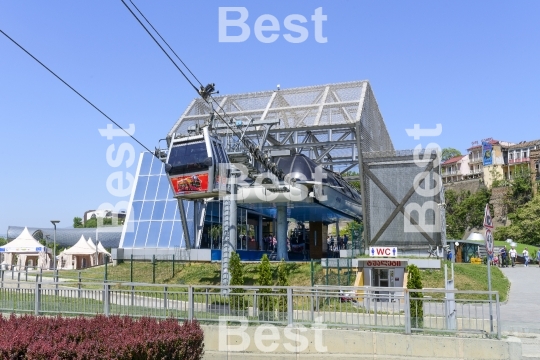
[116,80,441,286]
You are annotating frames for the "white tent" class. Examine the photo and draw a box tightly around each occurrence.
[97,241,111,265]
[0,227,50,269]
[58,235,96,269]
[97,241,111,256]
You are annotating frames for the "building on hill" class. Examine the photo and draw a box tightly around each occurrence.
[503,139,540,181]
[441,155,469,184]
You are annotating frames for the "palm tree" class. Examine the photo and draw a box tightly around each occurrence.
[210,225,222,249]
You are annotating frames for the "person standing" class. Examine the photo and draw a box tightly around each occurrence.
[536,250,540,268]
[500,246,507,267]
[509,246,517,267]
[523,247,530,267]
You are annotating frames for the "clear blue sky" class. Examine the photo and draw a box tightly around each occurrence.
[1,1,539,233]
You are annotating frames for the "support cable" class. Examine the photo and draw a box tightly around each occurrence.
[0,28,159,159]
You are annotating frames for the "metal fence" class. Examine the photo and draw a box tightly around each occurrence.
[310,259,355,287]
[0,274,500,339]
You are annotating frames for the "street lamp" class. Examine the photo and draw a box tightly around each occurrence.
[50,220,60,270]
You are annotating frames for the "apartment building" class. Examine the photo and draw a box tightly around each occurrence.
[443,138,540,189]
[441,155,469,184]
[503,139,540,181]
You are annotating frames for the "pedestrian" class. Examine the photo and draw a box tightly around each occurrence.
[500,246,507,267]
[509,246,517,267]
[523,247,530,267]
[343,234,348,249]
[536,250,540,268]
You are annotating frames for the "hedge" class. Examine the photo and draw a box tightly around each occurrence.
[0,314,204,360]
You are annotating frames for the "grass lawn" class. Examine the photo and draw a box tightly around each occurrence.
[421,261,509,301]
[39,259,510,302]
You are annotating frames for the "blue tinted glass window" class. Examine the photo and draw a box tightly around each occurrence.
[150,157,164,175]
[121,221,138,248]
[164,200,178,220]
[146,221,162,247]
[131,201,143,220]
[140,201,155,220]
[145,176,160,200]
[170,221,184,248]
[139,153,153,175]
[158,221,173,247]
[152,200,166,220]
[133,176,149,201]
[156,176,170,200]
[133,221,150,247]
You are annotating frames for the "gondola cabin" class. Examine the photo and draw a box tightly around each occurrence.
[165,127,229,199]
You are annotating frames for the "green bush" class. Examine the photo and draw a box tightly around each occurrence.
[407,264,424,329]
[277,259,289,320]
[229,252,246,312]
[258,254,274,319]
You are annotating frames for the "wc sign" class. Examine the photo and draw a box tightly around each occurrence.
[369,246,398,257]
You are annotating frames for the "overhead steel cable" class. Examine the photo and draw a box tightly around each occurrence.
[127,0,204,89]
[0,28,160,159]
[120,0,199,94]
[121,1,285,179]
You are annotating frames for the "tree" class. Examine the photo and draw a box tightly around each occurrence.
[407,264,423,328]
[505,168,533,214]
[494,195,540,245]
[229,252,246,312]
[441,148,461,162]
[84,217,113,228]
[257,254,274,317]
[342,171,361,194]
[444,188,492,239]
[276,260,289,319]
[0,237,7,246]
[73,217,83,228]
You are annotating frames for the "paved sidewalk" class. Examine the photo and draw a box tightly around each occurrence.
[500,265,540,359]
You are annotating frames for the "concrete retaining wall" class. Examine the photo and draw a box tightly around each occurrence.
[202,325,521,360]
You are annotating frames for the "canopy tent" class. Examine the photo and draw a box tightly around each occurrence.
[88,237,110,265]
[0,227,50,269]
[97,241,110,256]
[58,235,97,270]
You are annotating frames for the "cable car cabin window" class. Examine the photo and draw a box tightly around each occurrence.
[168,141,209,175]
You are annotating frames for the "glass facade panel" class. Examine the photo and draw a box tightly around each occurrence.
[146,222,162,247]
[140,201,155,220]
[158,221,173,247]
[152,201,166,220]
[139,154,153,175]
[133,221,150,247]
[156,176,170,200]
[131,201,143,220]
[164,200,178,220]
[120,152,194,249]
[145,176,160,200]
[121,222,138,248]
[170,221,184,248]
[150,156,164,175]
[133,176,148,201]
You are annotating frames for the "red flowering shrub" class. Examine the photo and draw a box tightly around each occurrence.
[0,314,204,359]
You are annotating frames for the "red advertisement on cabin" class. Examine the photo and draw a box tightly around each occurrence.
[171,173,209,194]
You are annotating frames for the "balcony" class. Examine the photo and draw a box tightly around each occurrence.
[508,157,529,164]
[469,157,483,164]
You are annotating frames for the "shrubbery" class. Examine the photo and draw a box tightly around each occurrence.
[0,314,204,360]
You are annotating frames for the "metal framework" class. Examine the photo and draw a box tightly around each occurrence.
[360,149,445,249]
[168,80,394,176]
